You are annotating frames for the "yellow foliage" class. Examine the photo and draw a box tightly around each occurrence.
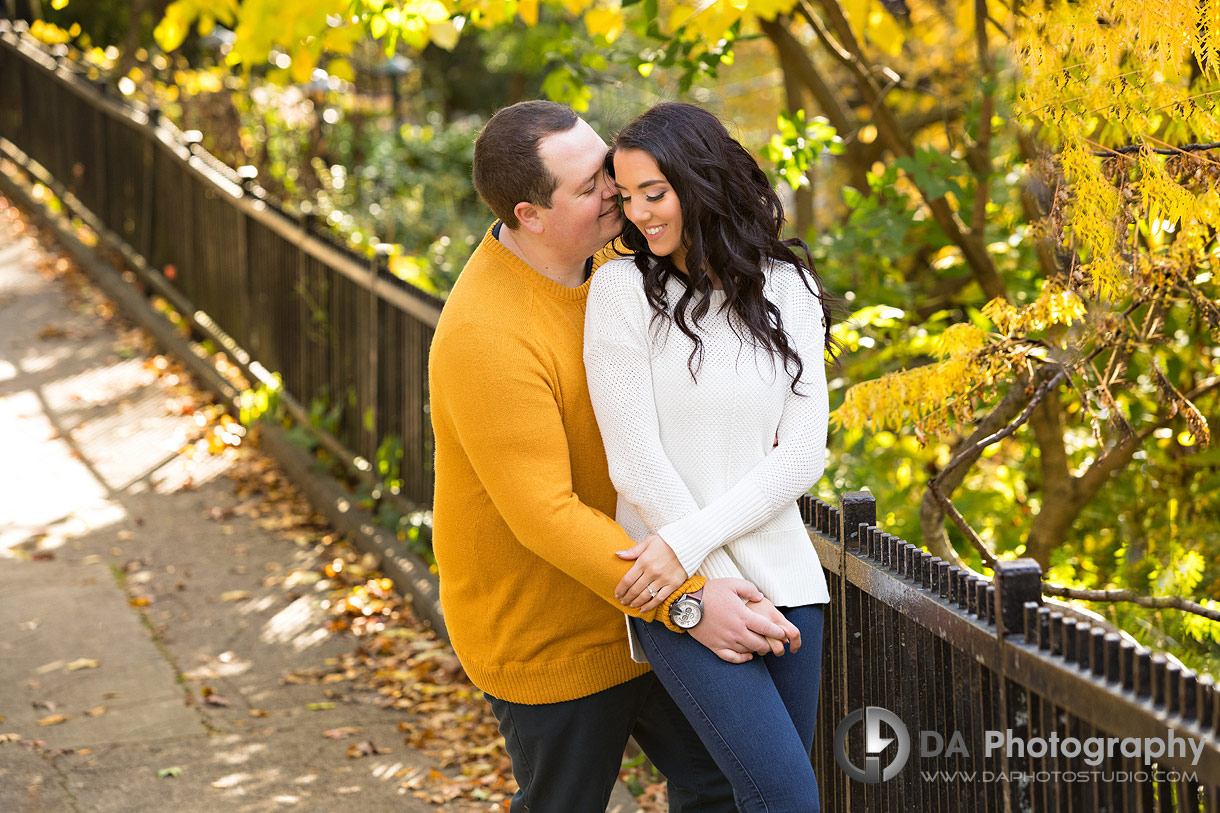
[981,284,1088,336]
[29,20,73,45]
[585,6,626,42]
[934,323,987,359]
[428,20,461,50]
[516,0,540,26]
[867,6,904,57]
[1135,149,1197,227]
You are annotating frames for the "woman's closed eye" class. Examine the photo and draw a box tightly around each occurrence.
[619,191,667,204]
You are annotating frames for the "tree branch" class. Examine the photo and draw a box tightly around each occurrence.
[919,369,1049,564]
[799,0,1010,302]
[924,366,1068,568]
[1091,140,1220,157]
[1042,585,1220,623]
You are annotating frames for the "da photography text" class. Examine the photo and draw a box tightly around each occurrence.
[833,706,1205,785]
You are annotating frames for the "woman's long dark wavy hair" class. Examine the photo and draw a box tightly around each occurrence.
[609,102,840,392]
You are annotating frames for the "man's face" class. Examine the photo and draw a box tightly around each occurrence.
[533,119,622,260]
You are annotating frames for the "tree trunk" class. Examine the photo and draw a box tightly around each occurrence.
[778,48,814,237]
[758,17,871,194]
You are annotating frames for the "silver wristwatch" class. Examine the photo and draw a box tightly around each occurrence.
[669,587,705,629]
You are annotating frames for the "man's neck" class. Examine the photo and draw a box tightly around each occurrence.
[498,225,588,288]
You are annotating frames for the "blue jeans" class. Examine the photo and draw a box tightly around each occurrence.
[630,604,825,813]
[485,672,735,813]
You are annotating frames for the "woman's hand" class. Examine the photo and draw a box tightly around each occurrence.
[745,597,801,656]
[615,534,688,611]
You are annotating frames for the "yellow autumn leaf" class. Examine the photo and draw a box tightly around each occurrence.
[841,0,870,40]
[667,4,696,32]
[323,26,358,55]
[516,0,539,24]
[415,0,450,24]
[290,46,314,84]
[327,57,355,82]
[561,0,595,15]
[370,12,389,39]
[154,1,193,52]
[868,8,904,56]
[585,7,625,42]
[428,20,460,50]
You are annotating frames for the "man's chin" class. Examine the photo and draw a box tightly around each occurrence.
[599,212,624,236]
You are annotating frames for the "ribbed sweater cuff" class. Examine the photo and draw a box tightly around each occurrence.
[658,479,770,575]
[656,575,706,633]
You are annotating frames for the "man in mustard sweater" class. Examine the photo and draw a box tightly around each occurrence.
[429,101,802,812]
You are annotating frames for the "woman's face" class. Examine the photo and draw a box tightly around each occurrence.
[613,148,687,273]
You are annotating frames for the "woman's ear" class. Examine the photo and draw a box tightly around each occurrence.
[514,201,544,235]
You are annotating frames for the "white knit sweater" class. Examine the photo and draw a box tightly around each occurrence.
[584,257,831,633]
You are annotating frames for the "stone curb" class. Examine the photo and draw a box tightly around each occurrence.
[0,164,448,641]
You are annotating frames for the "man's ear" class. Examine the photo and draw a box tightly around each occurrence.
[514,201,545,235]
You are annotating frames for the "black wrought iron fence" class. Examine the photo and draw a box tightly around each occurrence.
[0,21,441,505]
[804,491,1219,812]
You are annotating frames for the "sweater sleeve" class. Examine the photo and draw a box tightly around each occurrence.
[429,316,702,631]
[653,277,829,576]
[584,265,746,583]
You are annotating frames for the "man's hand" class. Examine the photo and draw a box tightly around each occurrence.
[689,578,801,664]
[616,534,687,611]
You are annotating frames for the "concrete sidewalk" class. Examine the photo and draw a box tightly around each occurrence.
[0,199,496,811]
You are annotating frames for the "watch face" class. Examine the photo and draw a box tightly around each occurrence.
[671,597,702,629]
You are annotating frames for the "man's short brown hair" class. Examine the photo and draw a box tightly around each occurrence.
[473,101,578,230]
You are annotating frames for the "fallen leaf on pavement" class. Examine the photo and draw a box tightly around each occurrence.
[66,658,100,671]
[83,706,107,717]
[249,709,269,718]
[129,596,151,607]
[0,733,20,743]
[323,726,360,739]
[37,714,69,726]
[346,740,387,758]
[157,767,182,778]
[306,702,336,711]
[203,694,231,707]
[220,590,251,602]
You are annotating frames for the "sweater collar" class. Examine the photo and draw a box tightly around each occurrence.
[483,223,594,303]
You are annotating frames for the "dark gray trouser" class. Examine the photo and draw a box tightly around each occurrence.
[485,672,736,813]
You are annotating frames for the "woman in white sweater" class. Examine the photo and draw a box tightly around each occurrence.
[584,103,835,812]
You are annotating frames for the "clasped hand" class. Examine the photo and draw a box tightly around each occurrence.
[615,538,800,664]
[615,533,686,611]
[692,579,802,664]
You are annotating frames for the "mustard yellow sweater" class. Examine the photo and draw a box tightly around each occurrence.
[429,226,703,704]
